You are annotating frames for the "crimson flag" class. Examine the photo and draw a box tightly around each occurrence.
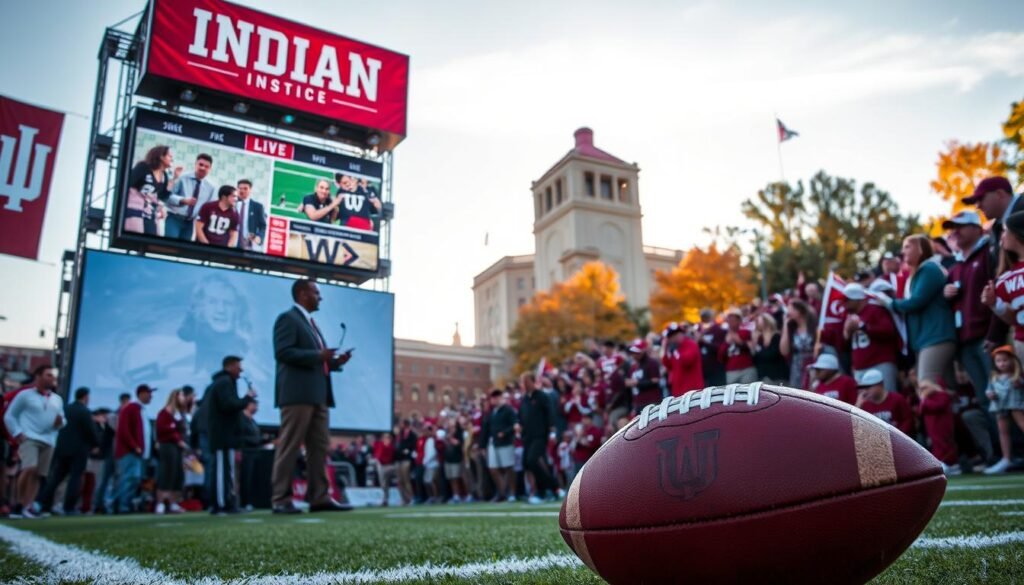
[0,95,64,260]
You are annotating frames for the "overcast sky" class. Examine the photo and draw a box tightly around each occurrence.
[1,0,1022,349]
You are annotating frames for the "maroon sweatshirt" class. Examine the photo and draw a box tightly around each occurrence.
[947,240,994,343]
[919,390,958,465]
[849,303,900,370]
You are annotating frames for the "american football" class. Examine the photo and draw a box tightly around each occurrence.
[560,383,947,585]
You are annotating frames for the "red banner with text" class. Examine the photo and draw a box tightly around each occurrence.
[0,95,64,260]
[143,0,409,136]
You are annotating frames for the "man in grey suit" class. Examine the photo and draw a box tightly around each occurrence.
[270,279,352,514]
[235,179,267,251]
[163,153,216,241]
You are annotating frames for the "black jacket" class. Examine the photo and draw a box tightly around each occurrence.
[202,371,254,451]
[54,401,99,458]
[518,392,552,442]
[479,404,517,448]
[395,427,418,462]
[239,415,262,448]
[90,420,115,461]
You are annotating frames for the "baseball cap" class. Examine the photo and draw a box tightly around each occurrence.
[991,345,1016,358]
[869,279,895,295]
[941,210,983,229]
[628,339,648,353]
[136,384,157,395]
[662,322,683,337]
[724,307,742,319]
[856,369,884,388]
[809,353,840,371]
[843,283,867,301]
[963,176,1013,205]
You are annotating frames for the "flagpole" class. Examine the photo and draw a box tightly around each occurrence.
[774,112,790,246]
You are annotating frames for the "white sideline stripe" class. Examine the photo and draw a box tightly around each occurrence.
[0,524,582,584]
[2,522,1024,583]
[946,485,1022,491]
[1000,512,1024,516]
[0,523,187,585]
[912,531,1024,549]
[385,512,559,519]
[939,499,1024,507]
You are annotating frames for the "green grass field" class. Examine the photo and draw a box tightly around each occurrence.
[1,473,1023,584]
[270,160,334,221]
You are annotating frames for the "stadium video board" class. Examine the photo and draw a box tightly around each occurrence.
[68,250,394,432]
[114,108,384,281]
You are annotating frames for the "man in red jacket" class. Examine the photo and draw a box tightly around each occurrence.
[842,283,900,391]
[718,310,757,385]
[942,210,995,410]
[112,384,154,514]
[661,323,703,396]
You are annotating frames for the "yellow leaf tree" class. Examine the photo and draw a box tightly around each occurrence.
[509,262,638,375]
[649,244,756,330]
[930,141,1009,222]
[1003,99,1024,186]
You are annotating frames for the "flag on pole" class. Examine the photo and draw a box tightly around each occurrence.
[777,118,799,143]
[817,272,847,333]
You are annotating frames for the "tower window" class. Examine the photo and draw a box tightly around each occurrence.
[545,188,553,211]
[555,179,563,204]
[618,179,630,203]
[584,172,595,197]
[600,175,613,200]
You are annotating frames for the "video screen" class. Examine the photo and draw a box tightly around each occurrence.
[117,109,383,274]
[69,250,394,432]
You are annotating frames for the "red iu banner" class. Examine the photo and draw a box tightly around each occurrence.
[0,95,64,260]
[141,0,409,138]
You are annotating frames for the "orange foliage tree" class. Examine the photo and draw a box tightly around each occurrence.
[649,244,756,330]
[509,262,637,375]
[1003,99,1024,186]
[930,141,1009,228]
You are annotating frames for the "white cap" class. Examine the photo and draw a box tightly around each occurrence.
[869,279,894,294]
[942,210,983,229]
[857,369,884,387]
[843,283,867,301]
[809,353,840,371]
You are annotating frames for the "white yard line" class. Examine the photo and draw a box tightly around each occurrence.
[385,512,559,519]
[2,521,1022,584]
[946,485,1022,491]
[913,531,1024,549]
[939,499,1024,507]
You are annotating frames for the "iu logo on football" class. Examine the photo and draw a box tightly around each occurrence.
[0,124,52,212]
[656,429,720,500]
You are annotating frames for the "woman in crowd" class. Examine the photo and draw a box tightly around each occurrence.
[983,346,1024,474]
[155,389,188,514]
[753,313,788,384]
[124,145,181,235]
[780,299,816,388]
[888,235,957,385]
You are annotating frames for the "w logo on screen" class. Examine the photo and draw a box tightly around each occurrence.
[657,429,720,500]
[342,193,366,212]
[0,124,52,212]
[303,237,359,266]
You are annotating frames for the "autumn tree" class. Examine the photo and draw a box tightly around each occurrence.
[649,244,756,330]
[1003,99,1024,185]
[741,182,804,249]
[930,140,1009,221]
[509,262,637,375]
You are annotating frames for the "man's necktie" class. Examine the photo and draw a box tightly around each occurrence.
[187,179,201,219]
[310,317,330,376]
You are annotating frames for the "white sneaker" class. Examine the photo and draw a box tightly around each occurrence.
[942,463,962,476]
[169,503,184,514]
[984,459,1011,475]
[506,495,516,503]
[557,489,566,499]
[155,503,166,515]
[528,496,544,505]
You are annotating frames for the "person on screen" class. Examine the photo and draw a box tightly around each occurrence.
[177,274,251,377]
[195,186,240,248]
[302,178,341,224]
[333,173,380,231]
[269,279,352,514]
[124,146,182,236]
[165,154,215,241]
[235,179,267,251]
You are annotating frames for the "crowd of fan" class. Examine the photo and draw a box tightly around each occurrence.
[3,177,1024,513]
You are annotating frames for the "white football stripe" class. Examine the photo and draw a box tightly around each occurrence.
[939,499,1024,507]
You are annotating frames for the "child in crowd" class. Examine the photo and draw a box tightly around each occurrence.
[984,346,1024,474]
[917,380,959,476]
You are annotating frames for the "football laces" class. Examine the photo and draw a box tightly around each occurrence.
[637,383,763,431]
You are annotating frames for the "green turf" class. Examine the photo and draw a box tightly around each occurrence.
[269,160,333,221]
[0,538,45,583]
[1,474,1023,584]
